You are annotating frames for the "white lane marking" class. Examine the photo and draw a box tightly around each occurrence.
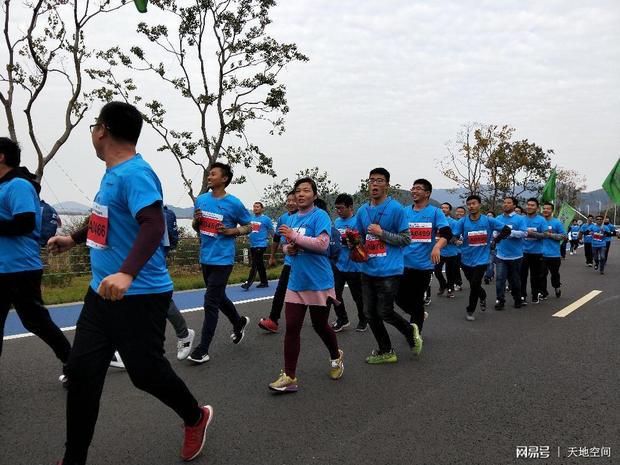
[3,296,275,341]
[552,290,603,318]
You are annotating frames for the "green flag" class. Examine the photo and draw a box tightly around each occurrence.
[602,157,620,205]
[557,202,575,232]
[541,167,557,202]
[134,0,148,13]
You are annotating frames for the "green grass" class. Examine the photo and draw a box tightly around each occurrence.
[42,264,284,306]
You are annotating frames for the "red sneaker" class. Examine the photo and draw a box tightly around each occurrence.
[258,318,278,333]
[181,405,214,462]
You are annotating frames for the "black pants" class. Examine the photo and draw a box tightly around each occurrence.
[520,253,543,300]
[269,264,291,323]
[541,257,561,294]
[433,255,459,291]
[197,264,243,353]
[246,247,268,286]
[0,269,71,361]
[461,264,488,313]
[569,240,579,253]
[455,254,463,286]
[606,242,611,257]
[584,243,593,264]
[64,288,200,465]
[560,240,567,258]
[362,274,413,353]
[395,268,432,332]
[330,267,365,324]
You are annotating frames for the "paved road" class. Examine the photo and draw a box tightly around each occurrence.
[1,247,618,465]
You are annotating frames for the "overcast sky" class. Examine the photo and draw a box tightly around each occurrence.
[3,0,619,208]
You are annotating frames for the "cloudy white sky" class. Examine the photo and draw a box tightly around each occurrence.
[3,0,619,208]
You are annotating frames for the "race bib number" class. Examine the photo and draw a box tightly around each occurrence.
[365,233,386,257]
[86,202,109,250]
[251,221,261,233]
[592,232,604,241]
[409,222,433,243]
[199,211,224,237]
[467,230,488,247]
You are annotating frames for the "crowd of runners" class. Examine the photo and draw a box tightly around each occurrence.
[0,101,617,464]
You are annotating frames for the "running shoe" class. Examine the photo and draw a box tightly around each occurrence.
[188,348,210,364]
[411,323,423,356]
[436,287,446,296]
[494,299,505,310]
[365,349,398,364]
[532,296,540,304]
[58,374,68,388]
[110,351,125,369]
[554,287,561,298]
[465,312,475,321]
[480,298,487,311]
[446,288,455,299]
[256,283,269,289]
[355,321,368,332]
[241,282,251,290]
[258,317,279,333]
[231,316,250,344]
[181,405,214,462]
[177,329,196,361]
[594,264,599,270]
[455,284,463,292]
[269,371,298,392]
[424,296,432,306]
[483,277,491,285]
[331,320,350,332]
[329,349,344,380]
[424,311,429,320]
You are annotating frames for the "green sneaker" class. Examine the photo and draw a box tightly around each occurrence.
[411,323,423,356]
[365,349,398,364]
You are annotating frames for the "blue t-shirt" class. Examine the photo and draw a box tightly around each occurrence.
[0,177,42,273]
[356,197,409,277]
[569,225,580,240]
[88,155,173,295]
[195,192,252,265]
[334,215,362,273]
[287,207,334,291]
[603,224,614,243]
[440,216,458,257]
[542,217,566,258]
[249,214,273,248]
[403,204,449,270]
[275,212,295,266]
[453,215,505,267]
[523,214,546,254]
[494,213,527,260]
[580,223,594,243]
[591,224,611,248]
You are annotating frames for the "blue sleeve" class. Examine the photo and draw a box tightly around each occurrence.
[453,217,464,236]
[235,200,252,225]
[356,208,366,240]
[556,219,566,235]
[124,170,163,218]
[8,180,38,215]
[265,216,274,234]
[436,209,449,230]
[316,210,332,237]
[396,205,409,233]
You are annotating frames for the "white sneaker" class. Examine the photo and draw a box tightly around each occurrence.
[466,313,476,321]
[110,351,125,369]
[177,328,195,361]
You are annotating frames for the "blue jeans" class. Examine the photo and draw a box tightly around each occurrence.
[593,247,608,272]
[495,257,522,303]
[485,250,496,280]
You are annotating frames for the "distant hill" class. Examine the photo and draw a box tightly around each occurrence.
[53,201,90,215]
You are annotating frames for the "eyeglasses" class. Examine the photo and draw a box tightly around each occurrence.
[410,186,429,192]
[367,178,387,185]
[89,123,110,133]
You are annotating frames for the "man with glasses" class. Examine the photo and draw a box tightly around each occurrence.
[356,168,415,364]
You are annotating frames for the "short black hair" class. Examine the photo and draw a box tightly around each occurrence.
[369,167,390,183]
[587,214,594,218]
[466,194,481,203]
[97,101,143,145]
[314,198,328,211]
[455,206,466,212]
[596,214,603,220]
[287,190,296,198]
[253,201,264,208]
[335,193,353,207]
[294,177,318,195]
[504,196,518,206]
[0,137,20,168]
[211,162,233,187]
[543,201,554,210]
[441,202,452,211]
[413,178,432,193]
[527,197,539,206]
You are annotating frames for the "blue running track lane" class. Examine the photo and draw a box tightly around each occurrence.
[3,280,277,338]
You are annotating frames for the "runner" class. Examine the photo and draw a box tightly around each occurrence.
[258,191,297,333]
[484,211,497,284]
[578,214,595,266]
[540,202,567,297]
[603,217,615,260]
[330,193,367,332]
[356,168,416,363]
[493,196,527,309]
[591,214,615,274]
[268,178,343,392]
[452,195,511,320]
[453,206,467,291]
[242,201,273,290]
[432,202,459,298]
[188,162,252,363]
[47,102,211,463]
[0,137,71,382]
[520,198,546,304]
[396,178,451,354]
[568,219,580,255]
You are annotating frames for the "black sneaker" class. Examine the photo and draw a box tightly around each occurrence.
[540,292,549,300]
[480,298,487,312]
[494,299,505,310]
[446,288,455,299]
[532,296,540,304]
[355,321,368,332]
[555,287,561,298]
[241,282,251,290]
[483,277,491,285]
[436,287,446,296]
[520,297,528,307]
[188,348,210,364]
[594,264,599,270]
[231,316,250,344]
[331,320,350,332]
[256,283,269,288]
